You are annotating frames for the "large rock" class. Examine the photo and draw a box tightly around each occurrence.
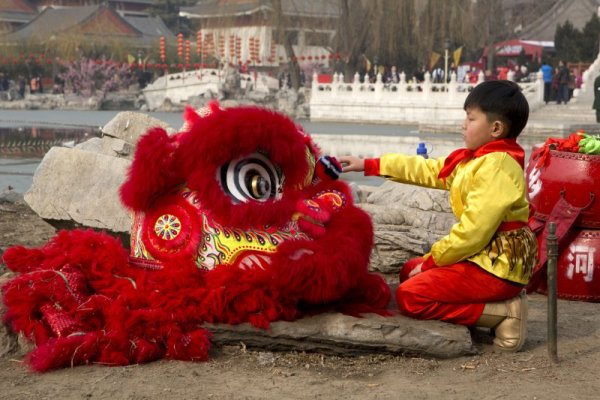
[24,146,131,233]
[362,181,456,274]
[102,111,173,144]
[24,112,175,234]
[206,312,475,359]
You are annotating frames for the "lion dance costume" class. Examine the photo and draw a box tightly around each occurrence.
[1,103,390,371]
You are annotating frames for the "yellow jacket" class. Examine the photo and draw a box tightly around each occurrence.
[377,151,537,285]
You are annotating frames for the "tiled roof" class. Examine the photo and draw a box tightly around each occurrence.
[0,0,36,24]
[2,4,174,45]
[5,5,103,39]
[180,0,338,19]
[124,14,176,42]
[0,0,36,13]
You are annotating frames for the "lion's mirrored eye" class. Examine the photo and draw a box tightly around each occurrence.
[219,153,282,203]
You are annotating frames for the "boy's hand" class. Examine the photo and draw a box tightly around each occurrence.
[338,156,365,173]
[408,263,423,278]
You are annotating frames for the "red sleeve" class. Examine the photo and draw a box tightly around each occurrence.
[364,158,380,176]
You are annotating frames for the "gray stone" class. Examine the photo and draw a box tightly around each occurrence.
[361,182,456,274]
[205,312,476,359]
[366,181,452,213]
[102,111,174,144]
[75,136,134,159]
[24,146,131,233]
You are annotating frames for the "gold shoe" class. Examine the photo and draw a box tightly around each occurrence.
[475,291,528,352]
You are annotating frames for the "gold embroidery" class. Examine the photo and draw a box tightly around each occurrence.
[484,227,538,281]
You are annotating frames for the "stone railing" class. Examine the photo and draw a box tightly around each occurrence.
[310,70,544,124]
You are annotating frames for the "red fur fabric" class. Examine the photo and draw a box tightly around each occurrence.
[1,104,390,371]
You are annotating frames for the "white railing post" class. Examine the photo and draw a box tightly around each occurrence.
[536,70,544,104]
[477,71,485,84]
[399,71,407,92]
[312,71,318,91]
[353,72,360,96]
[423,71,432,101]
[332,73,339,94]
[449,71,458,93]
[375,72,383,95]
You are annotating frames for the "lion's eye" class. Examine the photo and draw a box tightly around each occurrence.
[219,153,283,203]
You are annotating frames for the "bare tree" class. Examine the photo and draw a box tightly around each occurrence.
[272,0,302,90]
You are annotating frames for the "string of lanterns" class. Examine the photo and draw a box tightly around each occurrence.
[0,34,343,73]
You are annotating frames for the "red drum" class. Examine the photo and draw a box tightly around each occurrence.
[537,229,600,301]
[527,150,600,229]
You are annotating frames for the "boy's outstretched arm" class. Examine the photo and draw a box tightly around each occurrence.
[338,155,365,172]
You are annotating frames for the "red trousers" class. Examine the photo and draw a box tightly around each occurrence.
[396,257,523,326]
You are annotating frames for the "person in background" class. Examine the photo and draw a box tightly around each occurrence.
[540,60,553,104]
[556,60,570,104]
[593,74,600,123]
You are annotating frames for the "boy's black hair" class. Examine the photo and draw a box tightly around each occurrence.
[463,80,529,138]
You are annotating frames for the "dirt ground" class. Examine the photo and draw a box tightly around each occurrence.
[1,200,600,400]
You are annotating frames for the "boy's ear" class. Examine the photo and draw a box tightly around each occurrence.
[490,120,506,138]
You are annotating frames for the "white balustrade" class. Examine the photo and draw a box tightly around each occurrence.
[310,69,545,124]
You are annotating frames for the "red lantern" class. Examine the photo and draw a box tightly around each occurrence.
[159,36,166,62]
[177,33,184,59]
[185,39,191,64]
[196,31,202,55]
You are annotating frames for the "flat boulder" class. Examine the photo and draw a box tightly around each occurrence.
[24,146,131,233]
[206,312,475,359]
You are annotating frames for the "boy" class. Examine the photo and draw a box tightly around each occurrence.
[339,80,538,352]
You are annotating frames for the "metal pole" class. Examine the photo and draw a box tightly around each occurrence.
[547,221,559,363]
[444,49,449,85]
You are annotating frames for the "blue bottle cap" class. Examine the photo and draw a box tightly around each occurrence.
[417,142,428,155]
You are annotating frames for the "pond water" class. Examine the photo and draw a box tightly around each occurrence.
[0,123,384,193]
[0,126,101,192]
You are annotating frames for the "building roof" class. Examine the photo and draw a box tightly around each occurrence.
[124,14,176,41]
[180,0,339,19]
[518,0,599,41]
[3,4,174,46]
[482,39,554,60]
[0,0,37,24]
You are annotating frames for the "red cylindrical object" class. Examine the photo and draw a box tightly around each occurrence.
[527,150,600,228]
[537,229,600,301]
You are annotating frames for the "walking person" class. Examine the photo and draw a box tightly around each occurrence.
[556,60,570,104]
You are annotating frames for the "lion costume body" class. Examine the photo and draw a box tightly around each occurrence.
[1,104,390,371]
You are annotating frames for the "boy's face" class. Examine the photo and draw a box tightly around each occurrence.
[462,106,503,150]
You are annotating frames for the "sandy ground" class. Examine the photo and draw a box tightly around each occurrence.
[1,200,600,400]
